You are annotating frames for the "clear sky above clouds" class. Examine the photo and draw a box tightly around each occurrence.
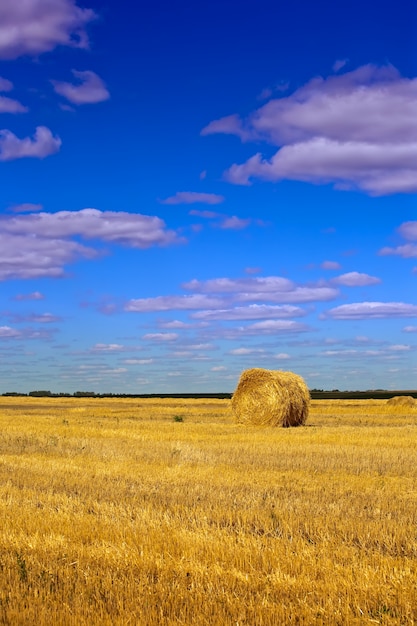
[0,0,416,393]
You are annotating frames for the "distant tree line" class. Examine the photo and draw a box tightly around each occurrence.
[1,389,417,400]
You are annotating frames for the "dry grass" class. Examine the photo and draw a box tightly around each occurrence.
[0,396,417,625]
[231,368,310,427]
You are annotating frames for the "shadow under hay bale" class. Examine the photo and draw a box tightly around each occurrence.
[231,368,310,427]
[386,395,416,407]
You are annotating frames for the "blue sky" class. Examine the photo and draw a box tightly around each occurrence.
[0,0,416,393]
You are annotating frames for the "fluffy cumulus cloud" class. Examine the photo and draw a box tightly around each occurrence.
[379,221,417,258]
[324,301,417,319]
[0,232,96,280]
[380,244,417,258]
[191,304,306,321]
[0,325,21,338]
[399,222,417,241]
[142,333,178,342]
[52,70,110,104]
[0,0,96,59]
[233,320,309,336]
[183,276,339,303]
[331,271,381,286]
[125,294,225,312]
[0,209,183,280]
[2,209,182,247]
[0,77,13,91]
[91,343,125,352]
[160,192,225,205]
[0,77,28,113]
[202,64,417,195]
[0,126,61,160]
[125,274,340,340]
[126,275,339,328]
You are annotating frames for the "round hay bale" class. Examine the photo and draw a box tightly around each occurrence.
[386,395,416,406]
[231,368,310,427]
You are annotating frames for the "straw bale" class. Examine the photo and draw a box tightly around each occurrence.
[231,368,310,427]
[386,395,416,407]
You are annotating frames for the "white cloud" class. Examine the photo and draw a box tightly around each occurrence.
[399,221,417,241]
[236,320,309,335]
[0,77,13,91]
[323,349,360,357]
[0,0,96,59]
[125,294,225,312]
[189,209,254,231]
[189,209,221,219]
[123,359,153,365]
[0,96,28,113]
[211,366,226,371]
[257,87,273,101]
[161,191,225,205]
[379,244,417,258]
[100,367,128,375]
[274,353,290,359]
[183,276,339,303]
[18,313,60,323]
[219,215,250,230]
[0,325,21,338]
[332,59,348,72]
[201,114,251,142]
[192,304,306,321]
[332,271,381,286]
[8,203,43,213]
[158,320,193,329]
[321,260,341,270]
[13,291,45,301]
[1,209,183,248]
[52,70,110,104]
[0,76,27,112]
[203,64,417,195]
[0,126,61,160]
[0,209,183,280]
[224,140,417,194]
[91,343,125,352]
[229,347,265,355]
[379,223,417,258]
[403,326,417,333]
[322,344,413,359]
[142,333,178,342]
[324,301,417,319]
[0,232,96,280]
[185,343,215,350]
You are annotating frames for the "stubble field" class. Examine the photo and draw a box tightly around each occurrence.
[0,396,416,625]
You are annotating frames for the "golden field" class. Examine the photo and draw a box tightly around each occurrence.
[0,396,416,625]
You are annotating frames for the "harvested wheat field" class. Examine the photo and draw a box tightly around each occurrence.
[0,396,417,625]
